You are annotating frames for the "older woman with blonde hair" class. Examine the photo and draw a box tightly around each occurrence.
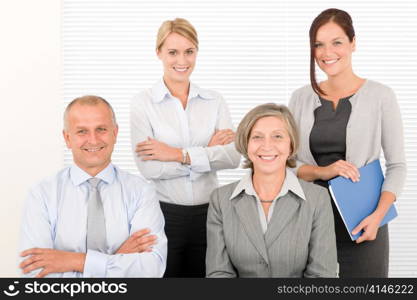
[206,103,337,277]
[130,18,240,277]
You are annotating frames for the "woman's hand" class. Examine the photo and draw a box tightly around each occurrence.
[319,160,360,182]
[352,212,383,244]
[352,191,395,244]
[136,137,182,162]
[208,129,235,146]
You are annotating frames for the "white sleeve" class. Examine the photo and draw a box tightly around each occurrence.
[19,188,71,277]
[83,184,167,277]
[187,94,241,175]
[130,92,191,180]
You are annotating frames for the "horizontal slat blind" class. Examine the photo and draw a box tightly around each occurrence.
[63,0,417,277]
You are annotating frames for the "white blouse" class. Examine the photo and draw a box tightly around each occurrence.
[130,79,241,205]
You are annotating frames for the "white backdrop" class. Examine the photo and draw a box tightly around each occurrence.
[63,0,417,277]
[0,0,62,277]
[1,0,416,277]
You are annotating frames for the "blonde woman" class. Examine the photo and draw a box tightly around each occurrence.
[289,9,406,277]
[206,104,337,277]
[130,18,240,277]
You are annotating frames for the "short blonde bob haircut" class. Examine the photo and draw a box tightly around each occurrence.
[235,103,299,169]
[156,18,199,51]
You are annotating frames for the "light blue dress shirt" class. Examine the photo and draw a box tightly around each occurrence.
[19,163,167,277]
[130,79,241,205]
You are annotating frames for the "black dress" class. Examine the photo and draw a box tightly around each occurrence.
[309,95,389,278]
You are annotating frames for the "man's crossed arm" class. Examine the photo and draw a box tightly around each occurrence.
[19,228,157,278]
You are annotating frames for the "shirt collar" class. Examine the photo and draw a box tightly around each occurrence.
[69,163,116,186]
[151,78,214,103]
[151,79,171,103]
[188,81,214,100]
[230,168,306,201]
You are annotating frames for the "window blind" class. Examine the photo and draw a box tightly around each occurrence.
[63,0,417,277]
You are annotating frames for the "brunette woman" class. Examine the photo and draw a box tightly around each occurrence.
[289,8,406,277]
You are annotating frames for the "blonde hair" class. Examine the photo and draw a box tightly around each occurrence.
[235,103,299,169]
[63,95,117,131]
[156,18,199,51]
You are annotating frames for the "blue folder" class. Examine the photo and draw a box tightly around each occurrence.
[328,159,398,241]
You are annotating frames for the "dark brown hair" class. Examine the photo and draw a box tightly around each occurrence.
[309,8,355,96]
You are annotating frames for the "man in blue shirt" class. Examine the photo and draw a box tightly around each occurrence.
[19,95,167,277]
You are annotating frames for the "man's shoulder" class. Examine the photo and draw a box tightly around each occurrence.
[30,167,71,192]
[115,166,148,183]
[114,166,155,191]
[113,167,157,210]
[25,167,72,206]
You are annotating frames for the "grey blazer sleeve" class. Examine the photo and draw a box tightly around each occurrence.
[304,188,338,278]
[206,189,237,278]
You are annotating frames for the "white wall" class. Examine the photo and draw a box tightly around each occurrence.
[63,0,417,277]
[1,0,416,277]
[0,0,62,276]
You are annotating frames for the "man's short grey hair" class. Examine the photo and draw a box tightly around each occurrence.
[63,95,117,131]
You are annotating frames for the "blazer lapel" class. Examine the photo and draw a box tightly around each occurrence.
[233,193,269,263]
[265,193,301,248]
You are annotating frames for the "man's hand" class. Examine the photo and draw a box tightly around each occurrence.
[116,228,157,254]
[20,248,86,278]
[208,129,235,147]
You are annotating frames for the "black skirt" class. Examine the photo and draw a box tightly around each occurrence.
[159,201,209,278]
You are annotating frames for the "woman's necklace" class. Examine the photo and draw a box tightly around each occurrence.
[260,199,274,203]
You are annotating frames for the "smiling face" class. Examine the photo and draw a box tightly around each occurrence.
[63,102,118,176]
[157,32,197,84]
[314,22,355,78]
[248,116,292,176]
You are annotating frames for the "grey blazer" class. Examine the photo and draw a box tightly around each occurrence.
[206,179,337,278]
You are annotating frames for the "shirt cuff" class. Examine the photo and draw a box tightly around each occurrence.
[83,250,108,278]
[186,147,211,174]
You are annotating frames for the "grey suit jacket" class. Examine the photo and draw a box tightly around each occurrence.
[206,178,337,278]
